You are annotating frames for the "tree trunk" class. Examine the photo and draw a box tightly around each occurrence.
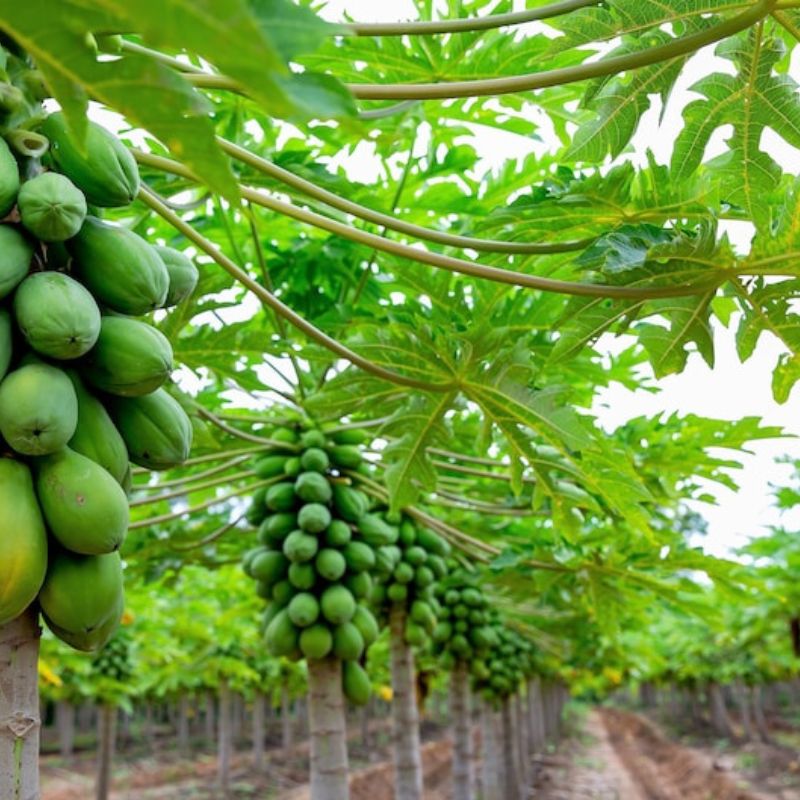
[480,701,501,800]
[252,692,266,771]
[143,702,157,754]
[450,661,472,800]
[389,606,423,800]
[205,691,216,747]
[708,682,733,738]
[307,657,349,800]
[56,700,75,758]
[96,703,116,800]
[528,678,545,753]
[218,680,232,799]
[281,684,293,749]
[751,685,772,743]
[513,693,528,792]
[178,693,190,757]
[735,682,754,741]
[0,609,41,800]
[500,697,520,800]
[359,696,372,753]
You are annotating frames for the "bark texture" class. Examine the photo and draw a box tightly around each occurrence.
[0,610,41,800]
[480,702,501,800]
[450,661,472,800]
[56,700,75,757]
[218,680,232,798]
[307,658,349,800]
[95,703,116,800]
[389,607,423,800]
[252,692,266,770]
[178,694,190,756]
[281,684,293,749]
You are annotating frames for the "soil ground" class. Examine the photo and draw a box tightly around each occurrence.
[41,706,800,799]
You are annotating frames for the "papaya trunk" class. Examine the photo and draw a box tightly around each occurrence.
[709,682,733,738]
[752,685,772,743]
[252,692,266,771]
[95,703,116,800]
[281,684,293,749]
[389,606,423,800]
[528,678,545,754]
[178,693,190,756]
[0,609,41,800]
[450,661,472,800]
[500,697,520,800]
[513,693,528,792]
[735,681,754,741]
[307,657,349,800]
[480,701,501,800]
[56,700,75,758]
[218,680,232,799]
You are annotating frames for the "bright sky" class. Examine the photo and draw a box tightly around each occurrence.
[316,0,800,556]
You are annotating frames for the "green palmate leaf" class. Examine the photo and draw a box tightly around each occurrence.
[247,0,338,61]
[673,28,800,231]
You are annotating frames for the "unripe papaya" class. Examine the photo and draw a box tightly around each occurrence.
[153,245,199,307]
[265,608,299,657]
[45,591,123,652]
[0,459,47,626]
[67,371,129,485]
[0,362,78,455]
[39,550,123,634]
[0,225,33,300]
[41,113,140,207]
[333,622,364,661]
[342,661,371,706]
[0,308,11,381]
[81,316,173,396]
[70,217,169,314]
[0,137,19,217]
[331,427,367,446]
[108,388,192,470]
[35,448,129,555]
[17,172,87,241]
[299,624,333,660]
[321,585,356,625]
[14,271,101,359]
[352,605,379,646]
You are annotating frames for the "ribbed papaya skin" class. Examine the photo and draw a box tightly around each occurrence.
[0,225,33,300]
[0,458,48,626]
[154,245,199,307]
[0,308,11,381]
[44,590,123,652]
[0,137,19,217]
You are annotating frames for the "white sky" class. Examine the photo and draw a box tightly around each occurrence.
[315,0,800,556]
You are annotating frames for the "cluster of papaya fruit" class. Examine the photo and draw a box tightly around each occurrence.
[429,568,499,670]
[0,99,195,649]
[242,426,382,705]
[370,512,453,648]
[92,627,133,684]
[471,622,535,704]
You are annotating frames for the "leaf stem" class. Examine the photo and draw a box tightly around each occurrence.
[130,445,272,475]
[169,514,247,552]
[132,455,253,490]
[138,183,458,393]
[193,405,299,448]
[129,469,256,508]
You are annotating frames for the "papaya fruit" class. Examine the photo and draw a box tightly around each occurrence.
[0,459,48,626]
[17,172,87,241]
[325,519,351,547]
[271,579,294,607]
[344,571,373,601]
[299,623,333,660]
[283,530,318,563]
[265,608,299,657]
[41,113,140,207]
[342,661,371,706]
[320,585,356,625]
[81,316,173,396]
[0,308,11,381]
[70,217,169,314]
[393,562,414,585]
[300,429,327,449]
[333,622,364,661]
[398,520,416,547]
[294,471,332,504]
[315,549,346,581]
[288,562,316,591]
[298,503,331,534]
[300,447,329,473]
[404,546,427,566]
[404,621,427,648]
[108,388,192,470]
[283,456,301,477]
[35,447,129,555]
[342,541,375,574]
[359,514,398,546]
[332,484,368,522]
[153,245,199,306]
[45,591,123,652]
[352,605,379,646]
[287,592,320,628]
[266,482,296,512]
[387,583,407,603]
[0,136,19,217]
[253,454,289,479]
[414,566,434,588]
[0,225,33,300]
[0,362,78,455]
[258,512,296,547]
[250,550,288,585]
[330,428,367,446]
[14,271,101,359]
[416,528,450,557]
[39,550,123,634]
[329,445,362,470]
[67,372,129,485]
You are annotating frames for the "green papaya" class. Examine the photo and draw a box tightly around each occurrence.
[299,624,333,660]
[344,572,373,601]
[404,621,427,648]
[342,541,375,573]
[315,549,346,581]
[266,482,296,512]
[108,389,192,470]
[300,429,327,449]
[0,225,32,300]
[66,372,129,484]
[153,245,199,306]
[271,579,294,607]
[253,454,289,479]
[258,512,296,547]
[35,448,129,555]
[325,519,352,547]
[0,362,78,455]
[294,471,332,504]
[288,562,316,590]
[39,550,123,634]
[404,546,427,566]
[333,622,364,661]
[300,447,329,473]
[81,316,172,396]
[0,137,19,217]
[0,308,11,381]
[332,484,368,522]
[287,592,320,628]
[250,550,288,585]
[329,445,362,470]
[359,514,398,547]
[283,530,318,563]
[17,172,87,241]
[393,562,414,585]
[352,605,379,646]
[265,608,299,657]
[283,456,301,477]
[416,528,450,557]
[342,661,371,706]
[320,585,356,625]
[331,428,367,446]
[45,591,123,652]
[70,217,169,314]
[0,459,48,626]
[41,113,140,207]
[415,566,434,588]
[298,503,331,534]
[387,583,407,603]
[14,271,101,359]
